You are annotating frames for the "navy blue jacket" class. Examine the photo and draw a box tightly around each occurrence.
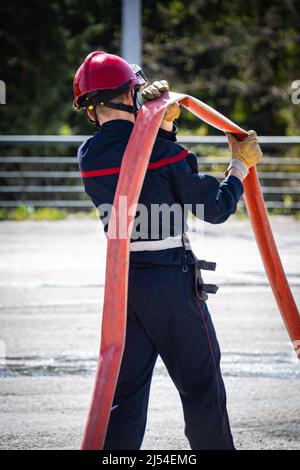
[77,119,244,265]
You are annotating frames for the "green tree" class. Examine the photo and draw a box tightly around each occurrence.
[1,0,121,134]
[143,0,300,135]
[1,0,299,135]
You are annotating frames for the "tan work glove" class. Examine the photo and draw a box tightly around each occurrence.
[226,130,263,169]
[141,80,169,100]
[141,80,180,123]
[163,102,180,122]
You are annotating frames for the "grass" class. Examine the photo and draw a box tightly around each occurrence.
[0,204,299,221]
[0,205,100,221]
[0,205,68,221]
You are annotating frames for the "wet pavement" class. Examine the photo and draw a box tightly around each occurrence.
[0,218,299,449]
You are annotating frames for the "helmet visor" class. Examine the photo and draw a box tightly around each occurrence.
[131,64,147,86]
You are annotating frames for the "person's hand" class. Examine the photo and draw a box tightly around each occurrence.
[163,102,180,122]
[141,80,180,125]
[141,80,169,100]
[226,130,263,169]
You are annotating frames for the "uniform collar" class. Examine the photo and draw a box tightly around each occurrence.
[100,119,134,132]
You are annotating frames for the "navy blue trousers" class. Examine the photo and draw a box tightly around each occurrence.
[103,264,235,450]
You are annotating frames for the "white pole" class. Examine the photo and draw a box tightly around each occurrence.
[121,0,142,65]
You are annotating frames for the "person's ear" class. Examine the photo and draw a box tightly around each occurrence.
[87,108,96,122]
[125,90,134,104]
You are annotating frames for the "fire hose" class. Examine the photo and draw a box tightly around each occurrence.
[81,91,300,450]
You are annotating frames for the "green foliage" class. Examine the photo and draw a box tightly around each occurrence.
[1,0,299,136]
[29,207,68,221]
[0,209,8,221]
[7,204,29,221]
[143,0,300,135]
[0,205,102,221]
[0,0,122,135]
[0,204,68,221]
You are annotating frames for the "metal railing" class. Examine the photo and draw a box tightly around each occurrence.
[0,135,300,210]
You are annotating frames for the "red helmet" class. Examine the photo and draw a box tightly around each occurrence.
[73,51,146,109]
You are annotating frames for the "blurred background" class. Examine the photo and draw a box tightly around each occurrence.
[0,0,300,450]
[0,0,300,217]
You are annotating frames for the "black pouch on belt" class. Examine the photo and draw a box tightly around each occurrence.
[181,233,218,301]
[194,259,219,301]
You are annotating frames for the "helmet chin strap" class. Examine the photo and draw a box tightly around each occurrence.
[96,100,135,114]
[89,90,138,128]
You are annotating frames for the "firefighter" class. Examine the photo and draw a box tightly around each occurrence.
[73,51,262,450]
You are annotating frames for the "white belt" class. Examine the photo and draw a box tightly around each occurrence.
[130,235,183,252]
